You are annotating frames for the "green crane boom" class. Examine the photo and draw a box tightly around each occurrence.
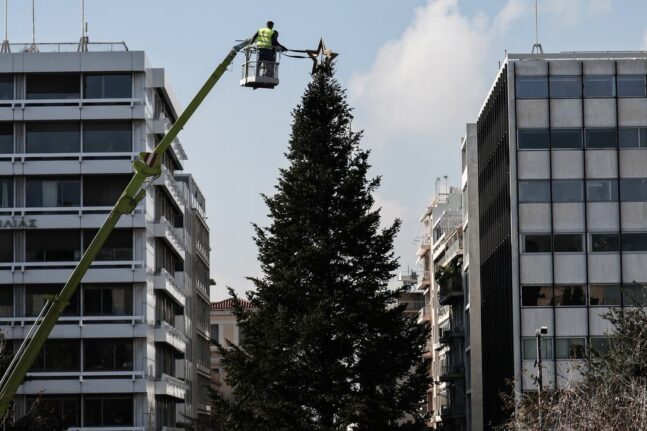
[0,39,250,417]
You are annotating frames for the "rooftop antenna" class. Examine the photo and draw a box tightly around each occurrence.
[27,0,37,52]
[0,0,9,53]
[78,0,88,52]
[531,0,543,54]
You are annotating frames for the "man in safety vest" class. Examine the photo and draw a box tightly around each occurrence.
[250,21,286,77]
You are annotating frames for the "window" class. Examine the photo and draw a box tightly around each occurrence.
[591,233,620,252]
[521,285,553,306]
[26,230,81,262]
[31,340,80,371]
[524,234,552,253]
[25,284,79,316]
[554,285,586,306]
[589,337,609,356]
[26,73,80,99]
[519,180,550,203]
[83,284,132,316]
[84,74,132,99]
[83,121,132,152]
[516,76,548,98]
[155,292,179,326]
[551,128,583,149]
[0,287,12,317]
[622,284,647,306]
[589,284,621,306]
[84,339,133,371]
[552,180,583,202]
[83,396,133,427]
[26,122,80,153]
[26,176,80,207]
[523,337,553,360]
[0,75,13,100]
[583,75,615,97]
[210,324,219,343]
[617,75,646,97]
[586,128,617,149]
[619,128,640,148]
[586,179,618,202]
[83,229,132,261]
[620,178,647,201]
[0,123,12,153]
[0,232,12,262]
[554,234,583,252]
[549,75,582,98]
[0,177,12,208]
[83,175,130,206]
[26,396,80,428]
[621,233,647,252]
[556,338,586,359]
[518,129,549,149]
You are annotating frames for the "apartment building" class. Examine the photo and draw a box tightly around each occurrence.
[465,52,647,429]
[0,43,210,430]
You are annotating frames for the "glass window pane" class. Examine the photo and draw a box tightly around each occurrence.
[32,340,80,371]
[519,180,550,203]
[586,128,617,149]
[523,337,553,360]
[0,232,11,262]
[622,285,647,306]
[83,175,130,206]
[619,128,640,148]
[524,234,552,253]
[554,285,586,306]
[0,177,13,208]
[26,122,80,153]
[553,234,583,252]
[26,73,80,99]
[583,75,616,97]
[589,284,621,306]
[620,178,647,201]
[518,129,549,149]
[556,338,586,359]
[640,128,647,148]
[550,75,582,98]
[102,397,133,425]
[521,285,553,306]
[591,233,620,252]
[589,337,609,356]
[26,230,81,262]
[0,287,11,317]
[516,76,548,98]
[83,285,132,316]
[83,121,132,152]
[621,233,647,251]
[551,128,582,149]
[587,179,618,202]
[0,75,13,100]
[84,74,132,99]
[0,123,13,153]
[84,339,133,371]
[26,177,80,207]
[617,75,646,97]
[210,324,219,343]
[84,229,132,261]
[552,180,583,202]
[25,285,79,316]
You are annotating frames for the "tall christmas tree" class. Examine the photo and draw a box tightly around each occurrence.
[212,68,430,430]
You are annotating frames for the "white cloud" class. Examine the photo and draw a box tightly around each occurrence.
[373,193,409,228]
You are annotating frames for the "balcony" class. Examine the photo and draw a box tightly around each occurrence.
[153,268,185,307]
[438,325,464,344]
[149,118,170,135]
[417,236,431,257]
[438,363,465,382]
[415,270,431,291]
[417,306,431,324]
[151,216,185,260]
[155,321,188,353]
[440,403,466,420]
[440,228,463,268]
[153,166,186,212]
[438,275,463,305]
[155,373,188,400]
[422,340,433,359]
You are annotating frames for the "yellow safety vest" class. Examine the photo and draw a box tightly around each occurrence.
[256,27,275,49]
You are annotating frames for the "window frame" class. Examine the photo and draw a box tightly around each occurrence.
[516,75,549,99]
[549,75,582,98]
[555,337,587,360]
[583,75,616,98]
[616,74,647,98]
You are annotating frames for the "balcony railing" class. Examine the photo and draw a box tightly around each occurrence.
[0,260,144,271]
[438,325,465,344]
[416,270,431,290]
[438,275,463,305]
[440,403,466,419]
[439,363,465,381]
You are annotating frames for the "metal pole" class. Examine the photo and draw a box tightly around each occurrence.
[536,328,543,430]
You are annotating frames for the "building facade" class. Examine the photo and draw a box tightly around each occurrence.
[0,44,210,430]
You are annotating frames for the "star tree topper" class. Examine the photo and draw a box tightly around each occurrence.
[306,38,338,75]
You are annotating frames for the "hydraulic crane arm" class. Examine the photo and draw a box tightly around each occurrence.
[0,39,250,418]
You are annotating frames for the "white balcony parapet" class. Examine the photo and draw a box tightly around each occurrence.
[172,137,188,161]
[153,268,185,307]
[0,151,137,162]
[0,260,144,271]
[9,97,143,109]
[155,373,188,399]
[149,118,170,135]
[0,315,145,327]
[153,167,186,212]
[155,321,188,353]
[25,371,145,380]
[152,216,185,260]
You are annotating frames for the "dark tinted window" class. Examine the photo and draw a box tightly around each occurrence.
[26,396,80,428]
[621,233,647,251]
[551,128,582,149]
[524,234,552,252]
[0,75,13,100]
[83,284,132,316]
[83,121,132,152]
[0,232,12,262]
[589,284,621,306]
[521,285,553,306]
[31,340,80,371]
[583,75,615,97]
[590,337,610,356]
[26,122,80,153]
[518,129,549,149]
[84,74,132,99]
[617,75,646,97]
[84,396,133,426]
[516,76,548,98]
[554,285,586,306]
[623,285,647,306]
[550,75,581,98]
[0,123,12,153]
[556,338,586,359]
[26,230,80,262]
[620,178,647,201]
[25,284,78,316]
[519,180,550,203]
[619,128,640,148]
[591,233,620,252]
[554,234,583,252]
[83,175,130,206]
[0,287,11,317]
[26,73,80,99]
[587,179,618,202]
[84,339,133,371]
[0,177,13,208]
[26,176,80,207]
[210,324,219,343]
[523,337,553,360]
[83,229,132,261]
[586,128,617,149]
[552,180,583,202]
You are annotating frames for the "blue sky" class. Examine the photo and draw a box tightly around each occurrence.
[9,0,647,299]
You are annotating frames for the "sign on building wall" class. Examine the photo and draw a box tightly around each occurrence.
[0,218,37,229]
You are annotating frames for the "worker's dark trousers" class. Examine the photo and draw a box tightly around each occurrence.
[258,49,276,78]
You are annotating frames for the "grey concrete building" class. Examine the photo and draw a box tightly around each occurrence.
[0,42,211,430]
[466,51,647,429]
